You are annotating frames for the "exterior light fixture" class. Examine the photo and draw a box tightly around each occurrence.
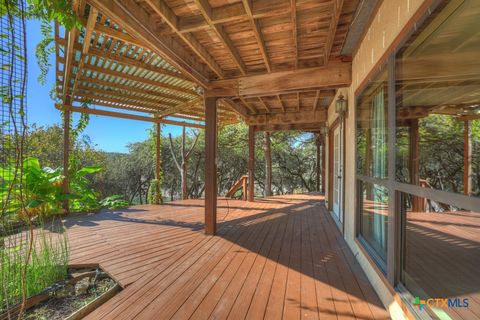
[320,126,328,136]
[335,93,348,115]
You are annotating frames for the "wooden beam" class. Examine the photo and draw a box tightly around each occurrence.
[277,95,286,113]
[62,27,78,104]
[313,90,320,111]
[177,1,291,33]
[248,125,255,202]
[264,131,272,197]
[222,98,248,119]
[254,122,325,132]
[258,97,270,113]
[89,0,210,87]
[76,75,189,104]
[242,0,271,72]
[239,97,258,114]
[291,0,298,68]
[204,97,218,235]
[60,59,198,96]
[57,104,205,128]
[325,0,344,64]
[62,110,71,213]
[71,7,98,100]
[143,0,224,79]
[247,109,327,126]
[194,0,247,75]
[155,97,202,117]
[205,62,351,97]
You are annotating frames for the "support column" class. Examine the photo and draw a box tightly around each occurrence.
[62,110,71,213]
[248,126,255,202]
[155,123,162,204]
[321,134,326,193]
[464,120,472,196]
[410,119,424,212]
[316,134,321,192]
[264,131,272,197]
[205,97,218,235]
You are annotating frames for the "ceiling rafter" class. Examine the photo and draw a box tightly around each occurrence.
[194,0,247,75]
[77,75,189,103]
[258,97,271,113]
[313,90,320,111]
[324,0,344,64]
[155,97,202,117]
[241,0,271,72]
[291,0,298,69]
[59,58,198,96]
[277,95,286,113]
[238,97,258,114]
[143,0,225,79]
[177,1,292,33]
[89,0,210,87]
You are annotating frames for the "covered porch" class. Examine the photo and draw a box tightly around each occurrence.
[62,194,388,319]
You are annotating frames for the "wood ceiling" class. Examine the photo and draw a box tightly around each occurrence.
[56,0,363,128]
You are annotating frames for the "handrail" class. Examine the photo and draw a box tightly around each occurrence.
[226,175,248,200]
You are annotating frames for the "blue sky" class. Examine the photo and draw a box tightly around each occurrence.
[26,19,182,153]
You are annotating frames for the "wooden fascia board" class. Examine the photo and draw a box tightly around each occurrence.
[246,109,327,126]
[57,104,205,128]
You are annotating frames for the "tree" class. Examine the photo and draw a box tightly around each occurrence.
[168,127,200,200]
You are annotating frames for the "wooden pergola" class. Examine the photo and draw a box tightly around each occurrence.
[55,0,375,235]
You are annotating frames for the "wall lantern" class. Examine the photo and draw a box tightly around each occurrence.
[320,126,328,136]
[335,93,348,115]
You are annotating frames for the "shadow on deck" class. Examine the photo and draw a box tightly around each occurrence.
[62,194,390,320]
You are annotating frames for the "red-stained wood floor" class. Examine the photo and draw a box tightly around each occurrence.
[62,194,389,320]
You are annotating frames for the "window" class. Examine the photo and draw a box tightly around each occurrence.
[399,191,480,320]
[395,0,480,197]
[355,2,480,317]
[357,70,388,179]
[356,69,389,269]
[359,181,388,265]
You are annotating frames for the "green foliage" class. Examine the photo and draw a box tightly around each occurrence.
[0,157,102,220]
[0,223,69,313]
[99,195,129,210]
[148,179,161,205]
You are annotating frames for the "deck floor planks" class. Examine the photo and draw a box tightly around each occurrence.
[55,194,389,320]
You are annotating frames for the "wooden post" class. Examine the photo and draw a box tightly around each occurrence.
[248,126,255,202]
[204,97,218,235]
[264,131,272,197]
[242,176,248,201]
[321,134,326,194]
[155,123,162,204]
[63,110,71,213]
[464,120,472,196]
[410,119,424,212]
[316,134,321,192]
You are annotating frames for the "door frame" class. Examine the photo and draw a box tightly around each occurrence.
[328,116,345,232]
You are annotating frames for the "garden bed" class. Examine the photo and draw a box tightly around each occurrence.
[0,265,121,320]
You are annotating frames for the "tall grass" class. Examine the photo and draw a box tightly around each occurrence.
[0,220,69,313]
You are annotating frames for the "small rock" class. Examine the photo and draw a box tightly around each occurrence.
[56,284,74,298]
[75,278,90,296]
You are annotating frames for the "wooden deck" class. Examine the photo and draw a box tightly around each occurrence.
[63,194,389,320]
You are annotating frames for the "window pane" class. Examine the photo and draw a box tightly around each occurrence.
[358,181,388,264]
[357,70,388,179]
[400,192,480,319]
[395,0,480,197]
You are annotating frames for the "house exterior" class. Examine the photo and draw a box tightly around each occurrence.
[324,1,479,319]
